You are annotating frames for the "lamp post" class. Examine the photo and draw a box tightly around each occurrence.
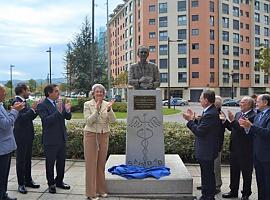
[10,65,15,98]
[230,70,234,99]
[167,37,183,108]
[46,47,52,84]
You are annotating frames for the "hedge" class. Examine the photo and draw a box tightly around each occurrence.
[32,121,231,163]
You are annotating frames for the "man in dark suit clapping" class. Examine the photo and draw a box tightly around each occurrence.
[183,90,220,200]
[37,84,72,194]
[13,83,40,194]
[239,94,270,200]
[222,96,255,200]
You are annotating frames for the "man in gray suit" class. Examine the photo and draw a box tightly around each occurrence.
[0,85,24,200]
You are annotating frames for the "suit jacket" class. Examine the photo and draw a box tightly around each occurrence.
[249,108,270,162]
[187,104,220,161]
[83,99,116,133]
[225,110,255,157]
[12,97,38,143]
[37,98,72,146]
[0,104,18,155]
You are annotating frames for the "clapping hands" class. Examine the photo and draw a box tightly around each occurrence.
[183,109,195,121]
[12,102,25,111]
[106,99,115,112]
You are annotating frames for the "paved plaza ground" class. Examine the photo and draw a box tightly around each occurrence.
[6,158,258,200]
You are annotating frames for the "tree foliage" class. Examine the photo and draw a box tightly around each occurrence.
[28,79,37,92]
[112,71,128,87]
[258,46,270,74]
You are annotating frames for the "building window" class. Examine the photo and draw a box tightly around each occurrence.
[233,20,239,30]
[255,1,260,11]
[178,43,187,54]
[149,46,156,52]
[192,58,199,64]
[246,24,249,30]
[223,45,229,55]
[222,17,229,28]
[255,13,260,23]
[264,3,269,13]
[255,37,260,47]
[233,46,239,56]
[192,0,199,7]
[159,45,168,55]
[233,60,239,70]
[264,75,269,84]
[209,1,214,12]
[192,72,199,78]
[233,6,239,17]
[233,0,239,3]
[178,1,186,11]
[178,58,187,68]
[223,31,229,41]
[222,3,229,14]
[210,72,215,83]
[246,74,250,80]
[160,73,168,83]
[159,3,167,13]
[149,19,155,25]
[255,25,260,35]
[223,73,229,83]
[192,43,199,50]
[240,88,249,96]
[255,74,260,84]
[210,58,214,68]
[178,72,187,83]
[210,44,215,55]
[192,15,199,21]
[264,27,269,36]
[159,59,168,69]
[149,32,156,38]
[159,31,168,41]
[159,17,168,27]
[210,30,214,40]
[191,29,199,35]
[149,5,155,12]
[264,16,269,25]
[178,15,187,26]
[233,33,239,43]
[223,59,229,69]
[210,16,214,26]
[178,29,187,40]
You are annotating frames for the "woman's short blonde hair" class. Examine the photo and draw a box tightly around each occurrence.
[90,84,106,97]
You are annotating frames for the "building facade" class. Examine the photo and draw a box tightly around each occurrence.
[108,0,270,101]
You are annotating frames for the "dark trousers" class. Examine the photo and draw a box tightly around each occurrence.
[44,143,66,186]
[0,153,12,198]
[16,140,33,185]
[198,159,215,200]
[229,153,253,196]
[254,157,270,200]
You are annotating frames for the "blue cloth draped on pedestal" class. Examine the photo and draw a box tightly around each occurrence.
[108,164,170,179]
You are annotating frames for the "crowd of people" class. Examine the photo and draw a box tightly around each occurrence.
[0,83,115,200]
[183,90,270,200]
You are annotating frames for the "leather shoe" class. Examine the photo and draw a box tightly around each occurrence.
[241,195,249,200]
[197,186,202,190]
[18,185,27,194]
[25,180,40,188]
[215,188,221,194]
[222,192,238,198]
[56,182,70,190]
[48,185,56,194]
[1,194,17,200]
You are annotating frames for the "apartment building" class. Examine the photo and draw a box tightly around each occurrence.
[108,0,270,101]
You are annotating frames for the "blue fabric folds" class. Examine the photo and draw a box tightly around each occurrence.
[108,164,170,179]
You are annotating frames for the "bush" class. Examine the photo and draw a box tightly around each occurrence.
[112,102,127,112]
[32,121,231,163]
[71,97,91,112]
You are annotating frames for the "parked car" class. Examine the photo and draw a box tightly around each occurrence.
[162,97,189,106]
[222,99,240,106]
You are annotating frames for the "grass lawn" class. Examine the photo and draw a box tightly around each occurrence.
[72,108,181,119]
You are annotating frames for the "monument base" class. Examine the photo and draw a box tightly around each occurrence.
[105,154,195,199]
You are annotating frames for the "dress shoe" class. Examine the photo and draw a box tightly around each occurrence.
[25,180,40,188]
[1,194,17,200]
[98,193,107,197]
[197,186,202,190]
[56,182,70,190]
[18,185,27,194]
[215,188,221,194]
[48,185,56,194]
[222,192,238,198]
[241,195,249,200]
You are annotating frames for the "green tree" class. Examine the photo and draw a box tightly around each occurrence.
[258,46,270,73]
[28,79,37,93]
[5,80,12,88]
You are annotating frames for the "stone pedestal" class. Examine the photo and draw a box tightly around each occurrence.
[105,154,195,199]
[126,89,164,168]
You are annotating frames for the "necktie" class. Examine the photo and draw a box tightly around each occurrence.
[53,101,57,107]
[259,112,265,121]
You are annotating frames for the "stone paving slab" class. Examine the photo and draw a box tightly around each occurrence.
[5,159,258,200]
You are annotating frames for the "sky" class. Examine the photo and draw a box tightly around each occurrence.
[0,0,123,81]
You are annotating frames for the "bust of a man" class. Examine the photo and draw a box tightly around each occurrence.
[128,46,160,90]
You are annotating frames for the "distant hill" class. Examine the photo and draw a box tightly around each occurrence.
[0,78,66,85]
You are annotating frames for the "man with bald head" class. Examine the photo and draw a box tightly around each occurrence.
[0,85,24,200]
[128,46,160,90]
[222,96,255,200]
[239,94,270,200]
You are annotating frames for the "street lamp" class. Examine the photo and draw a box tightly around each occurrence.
[10,65,15,97]
[167,37,183,108]
[230,70,234,99]
[46,47,52,84]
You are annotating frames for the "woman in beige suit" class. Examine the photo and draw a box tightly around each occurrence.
[83,84,116,200]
